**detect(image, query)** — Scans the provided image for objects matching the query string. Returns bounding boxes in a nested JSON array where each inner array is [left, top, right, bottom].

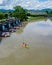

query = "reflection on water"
[[0, 19, 52, 65]]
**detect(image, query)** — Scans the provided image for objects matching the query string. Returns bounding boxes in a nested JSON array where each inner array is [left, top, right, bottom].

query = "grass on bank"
[[27, 16, 45, 21], [0, 19, 6, 22]]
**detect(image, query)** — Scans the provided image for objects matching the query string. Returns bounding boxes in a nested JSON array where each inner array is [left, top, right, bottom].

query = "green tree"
[[13, 6, 28, 21], [4, 13, 8, 19], [46, 10, 48, 14], [0, 12, 4, 19], [45, 10, 52, 16], [50, 11, 52, 14], [8, 11, 13, 17]]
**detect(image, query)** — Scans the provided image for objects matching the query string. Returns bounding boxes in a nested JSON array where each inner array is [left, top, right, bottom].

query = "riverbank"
[[27, 16, 45, 21], [0, 16, 45, 22]]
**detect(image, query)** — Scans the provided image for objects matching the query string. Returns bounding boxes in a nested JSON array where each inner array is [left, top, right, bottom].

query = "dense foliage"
[[13, 6, 28, 21], [0, 12, 4, 19], [0, 6, 52, 21]]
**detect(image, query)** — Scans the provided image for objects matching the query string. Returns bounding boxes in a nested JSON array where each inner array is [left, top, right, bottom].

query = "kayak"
[[25, 45, 29, 48], [21, 42, 29, 48]]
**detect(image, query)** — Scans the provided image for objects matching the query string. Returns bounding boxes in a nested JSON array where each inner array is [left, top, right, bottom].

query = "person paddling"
[[22, 42, 27, 47], [21, 42, 29, 48]]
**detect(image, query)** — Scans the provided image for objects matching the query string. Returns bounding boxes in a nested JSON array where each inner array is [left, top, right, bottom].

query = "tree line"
[[0, 6, 28, 21], [0, 6, 52, 21]]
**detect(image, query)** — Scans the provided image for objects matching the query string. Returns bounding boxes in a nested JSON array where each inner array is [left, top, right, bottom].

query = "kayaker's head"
[[23, 42, 24, 44]]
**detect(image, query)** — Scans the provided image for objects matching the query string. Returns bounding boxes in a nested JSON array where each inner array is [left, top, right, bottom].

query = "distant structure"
[[29, 11, 47, 15]]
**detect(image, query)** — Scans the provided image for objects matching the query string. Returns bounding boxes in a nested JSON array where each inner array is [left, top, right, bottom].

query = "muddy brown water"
[[0, 19, 52, 65]]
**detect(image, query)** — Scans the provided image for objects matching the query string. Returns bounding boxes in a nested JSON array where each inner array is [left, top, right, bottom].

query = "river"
[[0, 19, 52, 65]]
